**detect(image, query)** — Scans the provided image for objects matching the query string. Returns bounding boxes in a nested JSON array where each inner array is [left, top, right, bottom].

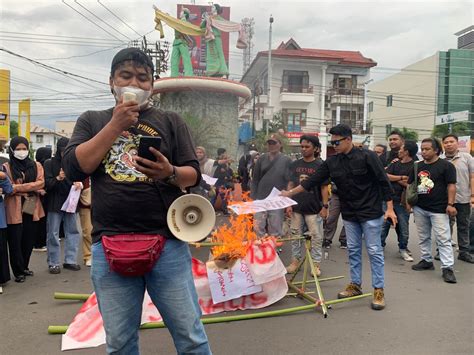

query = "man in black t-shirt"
[[63, 48, 211, 354], [285, 136, 329, 277], [380, 140, 418, 261], [408, 138, 457, 284]]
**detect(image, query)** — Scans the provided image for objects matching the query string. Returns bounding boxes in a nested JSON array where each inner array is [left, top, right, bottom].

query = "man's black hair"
[[421, 137, 443, 156], [300, 135, 320, 148], [329, 124, 352, 138], [110, 48, 154, 77], [375, 144, 387, 153], [403, 140, 419, 159], [217, 148, 226, 156], [389, 130, 404, 140], [442, 133, 459, 142]]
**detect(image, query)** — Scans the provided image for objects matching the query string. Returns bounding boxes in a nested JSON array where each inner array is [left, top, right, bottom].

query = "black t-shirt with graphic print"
[[386, 160, 415, 203], [408, 158, 456, 214], [62, 106, 200, 243], [290, 158, 327, 214]]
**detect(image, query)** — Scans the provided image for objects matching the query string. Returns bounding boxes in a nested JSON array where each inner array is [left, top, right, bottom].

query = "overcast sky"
[[0, 0, 472, 128]]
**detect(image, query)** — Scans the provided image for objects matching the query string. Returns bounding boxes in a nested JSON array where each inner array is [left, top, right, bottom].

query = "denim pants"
[[413, 207, 454, 269], [450, 203, 471, 253], [380, 203, 410, 250], [254, 209, 284, 237], [343, 216, 385, 289], [290, 212, 323, 262], [91, 238, 211, 355], [47, 212, 80, 266]]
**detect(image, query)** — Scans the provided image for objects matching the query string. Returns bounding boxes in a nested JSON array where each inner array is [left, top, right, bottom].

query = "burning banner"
[[61, 240, 287, 351]]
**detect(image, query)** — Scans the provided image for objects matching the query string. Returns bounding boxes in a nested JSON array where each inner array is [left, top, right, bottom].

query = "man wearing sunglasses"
[[281, 124, 397, 311]]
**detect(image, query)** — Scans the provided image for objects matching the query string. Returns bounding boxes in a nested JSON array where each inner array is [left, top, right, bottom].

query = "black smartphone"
[[138, 136, 162, 162]]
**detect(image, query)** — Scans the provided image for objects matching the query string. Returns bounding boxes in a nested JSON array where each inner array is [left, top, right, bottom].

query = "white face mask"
[[113, 85, 152, 109], [14, 150, 29, 160]]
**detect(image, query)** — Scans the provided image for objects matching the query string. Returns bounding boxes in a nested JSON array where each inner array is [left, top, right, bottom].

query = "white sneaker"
[[85, 259, 92, 267], [400, 250, 414, 262], [0, 285, 3, 294]]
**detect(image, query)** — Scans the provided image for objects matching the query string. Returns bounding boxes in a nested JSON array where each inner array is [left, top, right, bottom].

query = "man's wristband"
[[164, 165, 178, 186], [322, 204, 329, 208], [448, 203, 455, 207]]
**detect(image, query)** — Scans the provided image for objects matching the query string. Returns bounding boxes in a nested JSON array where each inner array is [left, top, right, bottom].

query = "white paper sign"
[[202, 174, 218, 186], [245, 239, 287, 285], [60, 186, 81, 213], [206, 259, 262, 304], [228, 187, 297, 215]]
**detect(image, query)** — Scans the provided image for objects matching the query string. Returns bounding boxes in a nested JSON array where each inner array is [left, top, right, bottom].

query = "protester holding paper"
[[3, 136, 45, 282], [251, 134, 292, 237], [44, 138, 82, 275]]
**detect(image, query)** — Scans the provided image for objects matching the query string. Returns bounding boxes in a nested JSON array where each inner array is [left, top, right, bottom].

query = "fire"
[[211, 190, 256, 260]]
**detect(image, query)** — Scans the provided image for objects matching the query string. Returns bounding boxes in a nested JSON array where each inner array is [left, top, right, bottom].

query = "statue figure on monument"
[[170, 7, 194, 77], [200, 4, 228, 77]]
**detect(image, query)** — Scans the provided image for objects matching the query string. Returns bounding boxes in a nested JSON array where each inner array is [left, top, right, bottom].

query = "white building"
[[30, 124, 66, 151], [239, 38, 376, 147], [368, 54, 438, 145], [55, 120, 77, 138]]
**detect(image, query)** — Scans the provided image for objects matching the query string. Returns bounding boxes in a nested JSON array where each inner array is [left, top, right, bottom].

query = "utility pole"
[[363, 79, 374, 132], [130, 36, 170, 79], [266, 14, 273, 136], [241, 18, 254, 76]]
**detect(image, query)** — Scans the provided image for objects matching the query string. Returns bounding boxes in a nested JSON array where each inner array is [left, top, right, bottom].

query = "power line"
[[74, 0, 133, 41], [61, 0, 124, 41], [97, 0, 143, 38]]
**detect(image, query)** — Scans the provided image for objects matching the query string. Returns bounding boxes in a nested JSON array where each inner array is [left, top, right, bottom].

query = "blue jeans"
[[254, 209, 284, 237], [380, 203, 410, 250], [290, 213, 323, 262], [413, 207, 454, 269], [46, 212, 80, 266], [91, 238, 211, 355], [343, 216, 385, 289]]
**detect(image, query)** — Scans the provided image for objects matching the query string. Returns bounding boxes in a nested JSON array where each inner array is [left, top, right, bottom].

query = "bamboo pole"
[[54, 292, 90, 301], [48, 304, 319, 334], [292, 275, 344, 285]]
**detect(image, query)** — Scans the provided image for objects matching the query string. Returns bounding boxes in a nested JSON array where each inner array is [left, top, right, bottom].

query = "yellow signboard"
[[18, 99, 31, 141], [0, 69, 10, 141]]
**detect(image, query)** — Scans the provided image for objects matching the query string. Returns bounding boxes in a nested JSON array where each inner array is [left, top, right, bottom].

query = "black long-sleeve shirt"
[[301, 147, 393, 222]]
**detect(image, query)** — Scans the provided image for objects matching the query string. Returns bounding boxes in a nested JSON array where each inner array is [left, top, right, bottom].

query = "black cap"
[[111, 48, 154, 76]]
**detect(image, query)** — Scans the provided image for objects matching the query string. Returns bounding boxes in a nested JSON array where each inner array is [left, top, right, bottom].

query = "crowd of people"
[[1, 47, 472, 354], [0, 136, 92, 290]]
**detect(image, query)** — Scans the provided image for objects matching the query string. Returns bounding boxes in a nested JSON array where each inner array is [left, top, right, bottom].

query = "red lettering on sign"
[[192, 258, 208, 278], [248, 242, 276, 265]]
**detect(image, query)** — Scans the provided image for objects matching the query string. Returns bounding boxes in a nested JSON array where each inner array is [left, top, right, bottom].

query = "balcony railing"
[[280, 85, 314, 94], [327, 87, 364, 96]]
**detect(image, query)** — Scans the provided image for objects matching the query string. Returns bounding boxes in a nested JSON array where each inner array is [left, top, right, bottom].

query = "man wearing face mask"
[[62, 48, 210, 354]]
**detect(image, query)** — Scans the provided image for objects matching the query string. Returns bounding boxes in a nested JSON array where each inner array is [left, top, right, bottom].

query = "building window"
[[282, 109, 307, 132], [36, 135, 43, 144], [386, 95, 393, 107], [368, 101, 374, 112], [332, 74, 358, 95], [281, 70, 310, 93]]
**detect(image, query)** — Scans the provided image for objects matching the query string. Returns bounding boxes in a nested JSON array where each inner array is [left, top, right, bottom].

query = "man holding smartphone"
[[63, 48, 211, 354]]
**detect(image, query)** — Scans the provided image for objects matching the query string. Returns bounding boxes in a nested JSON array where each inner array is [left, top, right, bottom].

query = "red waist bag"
[[102, 234, 167, 277]]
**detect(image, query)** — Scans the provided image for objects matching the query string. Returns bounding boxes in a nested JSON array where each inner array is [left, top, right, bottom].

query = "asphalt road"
[[0, 218, 473, 355]]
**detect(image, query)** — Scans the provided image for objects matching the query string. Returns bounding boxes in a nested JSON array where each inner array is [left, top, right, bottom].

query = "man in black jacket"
[[45, 138, 82, 274], [282, 124, 397, 311]]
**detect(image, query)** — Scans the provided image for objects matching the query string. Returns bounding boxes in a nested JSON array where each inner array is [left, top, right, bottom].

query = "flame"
[[211, 190, 256, 260]]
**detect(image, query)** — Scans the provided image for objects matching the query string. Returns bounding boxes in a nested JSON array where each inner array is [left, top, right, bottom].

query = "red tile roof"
[[256, 39, 377, 67]]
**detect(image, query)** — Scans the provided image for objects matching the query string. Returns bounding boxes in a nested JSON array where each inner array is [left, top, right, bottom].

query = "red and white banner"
[[61, 240, 288, 351]]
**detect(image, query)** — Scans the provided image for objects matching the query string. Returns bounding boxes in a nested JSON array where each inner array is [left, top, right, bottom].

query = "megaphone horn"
[[167, 194, 216, 242]]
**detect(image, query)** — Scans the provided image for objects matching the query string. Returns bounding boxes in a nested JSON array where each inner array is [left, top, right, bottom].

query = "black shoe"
[[49, 265, 61, 274], [23, 270, 34, 276], [63, 263, 81, 271], [412, 260, 435, 271], [442, 268, 457, 283], [322, 240, 331, 249], [458, 252, 474, 264], [14, 275, 26, 283], [339, 241, 347, 249]]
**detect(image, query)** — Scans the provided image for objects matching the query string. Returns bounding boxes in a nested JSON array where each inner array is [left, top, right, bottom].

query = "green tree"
[[389, 127, 419, 141], [432, 122, 470, 138], [10, 119, 18, 138]]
